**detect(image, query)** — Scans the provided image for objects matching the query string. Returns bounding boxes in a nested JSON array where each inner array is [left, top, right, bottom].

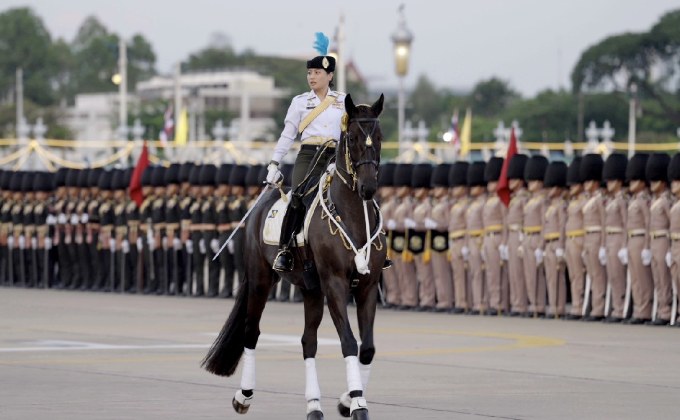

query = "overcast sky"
[[7, 0, 680, 96]]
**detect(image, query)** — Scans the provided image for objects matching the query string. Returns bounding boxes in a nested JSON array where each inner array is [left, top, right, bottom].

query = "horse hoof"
[[351, 408, 369, 420], [232, 396, 250, 414], [337, 401, 350, 418], [306, 410, 324, 420]]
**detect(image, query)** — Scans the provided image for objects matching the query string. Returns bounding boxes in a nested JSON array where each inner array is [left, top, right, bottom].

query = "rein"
[[335, 117, 380, 191]]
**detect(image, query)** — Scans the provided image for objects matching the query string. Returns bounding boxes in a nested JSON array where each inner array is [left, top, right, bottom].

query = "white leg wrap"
[[234, 389, 253, 407], [339, 391, 351, 408], [344, 356, 363, 393], [240, 347, 256, 390], [306, 399, 322, 414], [359, 363, 371, 394], [350, 396, 368, 414], [304, 358, 321, 401]]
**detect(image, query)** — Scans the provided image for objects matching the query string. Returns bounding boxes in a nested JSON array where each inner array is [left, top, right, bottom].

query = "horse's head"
[[340, 93, 384, 201]]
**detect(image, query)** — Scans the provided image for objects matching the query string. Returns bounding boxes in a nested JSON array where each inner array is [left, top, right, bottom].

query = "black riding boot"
[[273, 194, 304, 273]]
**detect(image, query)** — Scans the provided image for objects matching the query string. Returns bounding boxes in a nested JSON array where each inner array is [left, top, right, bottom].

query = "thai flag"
[[159, 104, 174, 145]]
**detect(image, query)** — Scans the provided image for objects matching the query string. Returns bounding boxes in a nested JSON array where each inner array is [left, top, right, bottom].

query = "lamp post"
[[391, 4, 413, 154], [112, 38, 128, 140]]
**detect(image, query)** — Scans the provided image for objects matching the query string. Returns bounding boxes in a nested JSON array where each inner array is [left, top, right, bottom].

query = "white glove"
[[404, 218, 417, 229], [31, 237, 37, 249], [424, 218, 438, 230], [534, 248, 544, 265], [266, 162, 282, 184], [81, 213, 89, 224], [518, 246, 524, 259], [227, 240, 235, 255], [519, 232, 525, 242], [386, 219, 397, 231], [57, 214, 67, 224], [136, 237, 143, 250], [461, 246, 470, 261], [186, 239, 194, 254], [109, 238, 116, 251], [149, 237, 156, 250], [122, 239, 130, 254], [199, 238, 207, 254], [70, 214, 80, 225], [173, 238, 182, 251], [7, 236, 14, 249], [617, 248, 628, 265], [581, 250, 587, 264], [641, 249, 652, 266], [666, 251, 672, 268], [210, 238, 220, 253], [46, 214, 57, 225], [555, 248, 565, 259], [598, 246, 607, 266], [18, 235, 26, 249], [499, 244, 509, 261], [45, 237, 52, 250], [162, 237, 169, 250]]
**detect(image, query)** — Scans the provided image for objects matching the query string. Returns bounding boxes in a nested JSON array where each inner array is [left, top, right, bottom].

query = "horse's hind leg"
[[300, 286, 325, 419]]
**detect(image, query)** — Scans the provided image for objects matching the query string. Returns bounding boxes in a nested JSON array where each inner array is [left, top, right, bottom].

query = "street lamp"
[[391, 4, 413, 152]]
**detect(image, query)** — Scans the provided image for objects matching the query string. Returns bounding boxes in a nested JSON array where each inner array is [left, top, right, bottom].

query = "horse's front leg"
[[301, 285, 325, 420], [324, 277, 369, 420]]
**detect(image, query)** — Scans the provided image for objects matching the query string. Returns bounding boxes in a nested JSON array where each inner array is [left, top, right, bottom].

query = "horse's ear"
[[371, 94, 384, 117], [345, 93, 356, 118]]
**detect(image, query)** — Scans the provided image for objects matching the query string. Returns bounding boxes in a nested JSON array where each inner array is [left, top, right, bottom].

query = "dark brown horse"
[[202, 94, 386, 420]]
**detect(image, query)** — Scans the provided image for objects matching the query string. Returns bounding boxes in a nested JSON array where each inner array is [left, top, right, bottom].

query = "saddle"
[[262, 190, 321, 247]]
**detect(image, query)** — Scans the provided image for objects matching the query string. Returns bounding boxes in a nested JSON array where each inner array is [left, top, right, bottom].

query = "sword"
[[671, 280, 678, 327], [212, 184, 271, 261], [582, 274, 592, 317], [604, 281, 612, 319], [623, 269, 632, 319]]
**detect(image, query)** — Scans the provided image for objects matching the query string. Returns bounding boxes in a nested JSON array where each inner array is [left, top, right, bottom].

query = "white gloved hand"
[[666, 251, 673, 268], [148, 237, 156, 251], [186, 239, 194, 254], [227, 240, 235, 255], [136, 237, 143, 250], [424, 218, 438, 230], [461, 246, 470, 261], [555, 248, 565, 259], [8, 236, 14, 249], [404, 218, 417, 229], [81, 213, 89, 224], [265, 162, 282, 185], [46, 214, 57, 225], [18, 235, 26, 249], [45, 237, 52, 250], [617, 248, 628, 265], [534, 248, 544, 265], [122, 239, 130, 254], [70, 214, 80, 225], [641, 249, 652, 266], [519, 232, 525, 242], [199, 238, 207, 254], [109, 238, 116, 251], [499, 244, 509, 261], [173, 238, 182, 251], [386, 219, 397, 231], [518, 246, 524, 259], [57, 213, 67, 224], [161, 237, 168, 250], [598, 246, 607, 266], [210, 238, 220, 253], [31, 237, 37, 249]]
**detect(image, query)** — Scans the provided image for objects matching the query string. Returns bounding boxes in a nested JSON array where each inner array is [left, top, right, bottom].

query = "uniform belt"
[[508, 224, 521, 232], [217, 223, 232, 232], [585, 226, 602, 233], [449, 230, 466, 240], [190, 224, 216, 231], [301, 136, 337, 147], [605, 227, 624, 234], [628, 229, 646, 238], [485, 225, 503, 233], [544, 232, 561, 241], [566, 229, 585, 239], [651, 230, 669, 239], [671, 232, 680, 241], [523, 226, 542, 234], [467, 229, 484, 237]]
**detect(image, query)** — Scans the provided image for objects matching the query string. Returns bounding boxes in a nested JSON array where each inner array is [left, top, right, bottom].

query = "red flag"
[[129, 141, 150, 206], [497, 127, 518, 207]]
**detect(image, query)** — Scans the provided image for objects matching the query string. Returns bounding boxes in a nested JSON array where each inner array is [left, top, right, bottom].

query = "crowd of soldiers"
[[0, 162, 305, 302], [379, 152, 680, 327]]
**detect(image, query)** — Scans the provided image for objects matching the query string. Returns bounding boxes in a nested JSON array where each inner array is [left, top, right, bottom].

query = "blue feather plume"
[[313, 32, 329, 56]]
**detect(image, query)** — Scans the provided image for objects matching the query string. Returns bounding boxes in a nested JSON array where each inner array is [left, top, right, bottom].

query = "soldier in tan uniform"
[[378, 163, 400, 308], [522, 155, 548, 317], [392, 164, 418, 310], [504, 155, 529, 316], [624, 154, 653, 324], [667, 153, 680, 326], [602, 154, 628, 322], [580, 154, 607, 321], [448, 162, 470, 313], [646, 153, 672, 325], [564, 158, 586, 320], [482, 157, 506, 315], [542, 162, 567, 318], [411, 164, 435, 311], [466, 162, 487, 315], [429, 163, 454, 311]]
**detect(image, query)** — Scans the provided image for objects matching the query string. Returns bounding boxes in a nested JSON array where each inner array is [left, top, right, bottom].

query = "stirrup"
[[273, 249, 293, 272], [382, 258, 393, 270]]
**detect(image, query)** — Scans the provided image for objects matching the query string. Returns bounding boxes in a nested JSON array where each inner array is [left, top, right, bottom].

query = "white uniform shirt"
[[271, 89, 345, 164]]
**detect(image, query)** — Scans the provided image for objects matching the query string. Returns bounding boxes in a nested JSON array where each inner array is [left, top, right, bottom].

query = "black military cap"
[[65, 169, 80, 188], [216, 163, 233, 185], [281, 163, 294, 188], [124, 168, 132, 186], [112, 169, 127, 190], [151, 166, 166, 187], [307, 55, 336, 72], [98, 170, 112, 191], [411, 163, 433, 189], [507, 154, 528, 180], [229, 165, 249, 188], [431, 163, 452, 188], [626, 154, 648, 182], [448, 161, 469, 187], [142, 166, 154, 187], [21, 171, 35, 192], [544, 161, 567, 188], [378, 162, 397, 187], [603, 153, 628, 182], [33, 171, 54, 192], [646, 153, 670, 183], [668, 153, 680, 181], [393, 164, 413, 187], [78, 168, 90, 188], [10, 171, 23, 192], [0, 170, 10, 190], [580, 154, 604, 182], [524, 155, 549, 182], [485, 157, 504, 183], [199, 164, 217, 186], [567, 157, 582, 186], [179, 162, 194, 184], [55, 167, 68, 188], [164, 163, 181, 185], [245, 164, 263, 187], [88, 168, 103, 188], [189, 165, 201, 186], [467, 161, 486, 187]]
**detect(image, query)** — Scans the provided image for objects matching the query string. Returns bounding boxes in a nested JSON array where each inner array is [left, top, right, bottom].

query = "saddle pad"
[[262, 191, 321, 247]]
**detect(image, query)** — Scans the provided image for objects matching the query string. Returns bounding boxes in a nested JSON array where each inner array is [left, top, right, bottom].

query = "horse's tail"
[[201, 278, 249, 377]]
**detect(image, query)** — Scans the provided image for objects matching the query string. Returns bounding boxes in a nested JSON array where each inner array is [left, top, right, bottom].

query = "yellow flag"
[[459, 108, 472, 158], [175, 107, 188, 146]]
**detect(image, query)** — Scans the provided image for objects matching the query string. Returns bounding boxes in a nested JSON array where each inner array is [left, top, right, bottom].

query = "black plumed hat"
[[485, 157, 504, 183], [189, 165, 201, 186], [151, 166, 166, 187], [431, 163, 452, 188], [216, 163, 233, 185], [164, 163, 181, 185], [112, 169, 127, 190], [467, 161, 486, 187], [411, 163, 433, 189], [245, 164, 263, 187], [10, 171, 23, 192], [626, 154, 648, 182], [98, 170, 113, 191], [378, 162, 397, 187], [448, 161, 469, 187], [508, 154, 528, 180], [141, 166, 153, 187], [524, 155, 549, 182], [65, 169, 80, 188], [544, 161, 568, 188], [567, 157, 582, 185], [179, 162, 194, 183], [21, 171, 35, 192], [88, 168, 103, 188], [646, 153, 670, 183], [229, 165, 248, 187], [668, 153, 680, 181], [77, 168, 90, 188], [603, 153, 628, 181], [33, 171, 54, 192], [393, 164, 413, 187], [199, 164, 217, 186], [579, 154, 604, 182], [307, 55, 336, 72], [55, 167, 68, 188]]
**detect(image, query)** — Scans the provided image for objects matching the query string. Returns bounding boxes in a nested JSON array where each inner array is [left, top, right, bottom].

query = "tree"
[[469, 77, 520, 117]]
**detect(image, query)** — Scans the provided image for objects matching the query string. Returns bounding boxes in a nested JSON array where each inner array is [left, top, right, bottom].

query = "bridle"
[[336, 116, 380, 191]]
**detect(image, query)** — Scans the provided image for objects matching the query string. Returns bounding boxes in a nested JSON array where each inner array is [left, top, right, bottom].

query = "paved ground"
[[1, 288, 679, 420]]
